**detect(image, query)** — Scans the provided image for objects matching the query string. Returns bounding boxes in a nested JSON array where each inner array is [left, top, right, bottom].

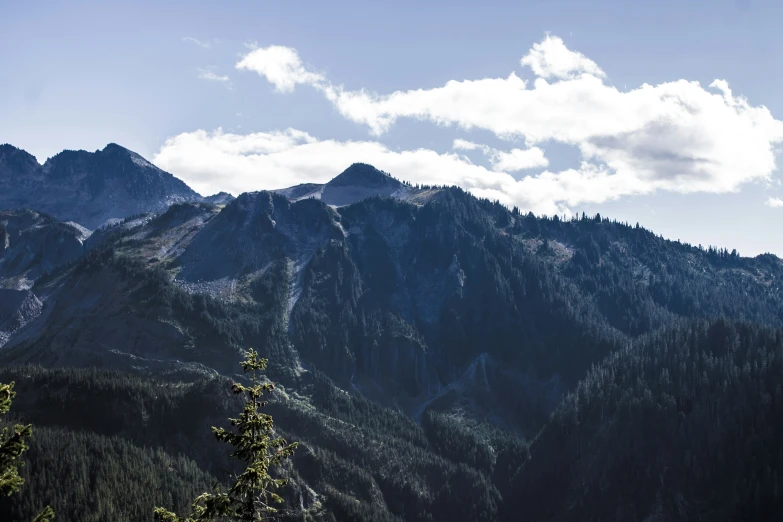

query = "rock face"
[[0, 209, 86, 288], [0, 143, 201, 229], [175, 191, 343, 283], [0, 289, 43, 347], [0, 145, 43, 211]]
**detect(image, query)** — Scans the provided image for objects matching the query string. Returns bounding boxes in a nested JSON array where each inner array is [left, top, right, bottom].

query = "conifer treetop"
[[154, 349, 298, 522]]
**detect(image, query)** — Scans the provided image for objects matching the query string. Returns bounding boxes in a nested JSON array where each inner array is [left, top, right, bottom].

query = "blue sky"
[[2, 0, 783, 255]]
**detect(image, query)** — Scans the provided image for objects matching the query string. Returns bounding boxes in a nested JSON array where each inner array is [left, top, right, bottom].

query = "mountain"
[[4, 182, 783, 421], [203, 191, 235, 205], [1, 150, 783, 521], [0, 143, 201, 229], [0, 289, 42, 348], [0, 208, 87, 288], [274, 163, 435, 207], [0, 209, 88, 347]]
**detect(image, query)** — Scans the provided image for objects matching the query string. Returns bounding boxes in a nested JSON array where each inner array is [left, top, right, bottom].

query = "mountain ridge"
[[2, 141, 783, 521], [0, 143, 201, 229]]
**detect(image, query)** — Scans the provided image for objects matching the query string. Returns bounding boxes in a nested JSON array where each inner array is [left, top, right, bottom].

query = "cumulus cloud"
[[453, 139, 549, 172], [766, 197, 783, 208], [236, 45, 325, 93], [493, 147, 550, 172], [520, 34, 605, 80], [234, 35, 783, 209]]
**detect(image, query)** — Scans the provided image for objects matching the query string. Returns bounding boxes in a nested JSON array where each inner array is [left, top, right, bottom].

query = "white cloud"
[[452, 139, 482, 151], [183, 37, 212, 49], [235, 45, 325, 93], [492, 147, 549, 172], [236, 36, 783, 208], [153, 128, 481, 199], [520, 34, 605, 80], [196, 68, 233, 89], [452, 139, 548, 172], [153, 128, 677, 216], [766, 197, 783, 208]]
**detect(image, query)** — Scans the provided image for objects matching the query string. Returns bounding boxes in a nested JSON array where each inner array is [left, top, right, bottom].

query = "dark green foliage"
[[506, 318, 783, 521], [20, 245, 296, 377], [0, 364, 524, 522], [0, 382, 26, 497], [422, 411, 494, 474], [0, 425, 213, 522], [155, 349, 298, 521], [0, 381, 53, 521], [0, 366, 240, 475]]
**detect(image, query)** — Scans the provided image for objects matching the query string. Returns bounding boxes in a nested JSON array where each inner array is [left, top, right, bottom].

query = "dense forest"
[[4, 317, 783, 521], [508, 318, 783, 521]]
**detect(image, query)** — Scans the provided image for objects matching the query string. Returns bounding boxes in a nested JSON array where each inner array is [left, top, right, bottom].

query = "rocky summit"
[[0, 143, 201, 229]]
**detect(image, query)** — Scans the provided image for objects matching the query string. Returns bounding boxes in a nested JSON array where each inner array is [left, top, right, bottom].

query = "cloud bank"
[[154, 128, 675, 216], [158, 35, 783, 214]]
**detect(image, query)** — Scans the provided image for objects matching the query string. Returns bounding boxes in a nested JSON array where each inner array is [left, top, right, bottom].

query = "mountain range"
[[0, 143, 209, 229], [1, 142, 782, 521]]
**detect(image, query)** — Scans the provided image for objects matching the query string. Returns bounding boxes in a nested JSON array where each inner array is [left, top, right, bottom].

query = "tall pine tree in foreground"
[[155, 349, 298, 521], [0, 381, 54, 522]]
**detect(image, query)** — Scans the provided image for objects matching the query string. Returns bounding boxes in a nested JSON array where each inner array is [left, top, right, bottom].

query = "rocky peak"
[[0, 144, 41, 181], [327, 163, 402, 189], [0, 209, 85, 288], [319, 164, 407, 207], [1, 143, 201, 229], [203, 192, 236, 205]]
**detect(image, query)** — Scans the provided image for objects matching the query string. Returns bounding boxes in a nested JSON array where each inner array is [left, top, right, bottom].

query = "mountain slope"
[[0, 208, 86, 288], [4, 181, 782, 436], [2, 155, 783, 521]]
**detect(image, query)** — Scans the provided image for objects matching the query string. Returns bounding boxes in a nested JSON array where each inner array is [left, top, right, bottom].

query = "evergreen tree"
[[154, 349, 298, 521], [0, 381, 54, 522]]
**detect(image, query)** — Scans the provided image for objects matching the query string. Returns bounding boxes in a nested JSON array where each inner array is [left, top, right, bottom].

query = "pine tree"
[[154, 349, 298, 521], [0, 381, 55, 522]]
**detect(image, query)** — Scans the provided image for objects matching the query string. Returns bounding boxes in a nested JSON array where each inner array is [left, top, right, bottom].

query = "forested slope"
[[1, 156, 783, 520]]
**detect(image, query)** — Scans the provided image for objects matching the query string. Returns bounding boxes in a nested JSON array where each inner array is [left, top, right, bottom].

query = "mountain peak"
[[100, 143, 138, 159], [204, 192, 235, 205], [0, 144, 40, 172], [1, 142, 201, 228], [102, 142, 127, 152], [0, 143, 24, 155], [327, 163, 402, 189], [99, 143, 156, 168]]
